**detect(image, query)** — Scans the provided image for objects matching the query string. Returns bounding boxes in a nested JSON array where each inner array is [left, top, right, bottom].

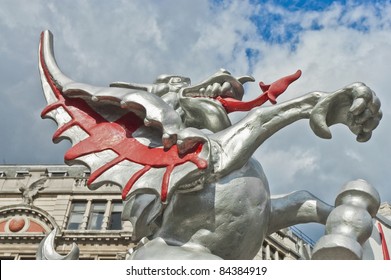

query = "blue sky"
[[1, 0, 391, 242]]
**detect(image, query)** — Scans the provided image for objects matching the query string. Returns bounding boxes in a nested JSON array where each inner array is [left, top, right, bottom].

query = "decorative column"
[[101, 200, 112, 230], [312, 179, 380, 259], [81, 200, 92, 230], [274, 250, 279, 260], [265, 244, 271, 260]]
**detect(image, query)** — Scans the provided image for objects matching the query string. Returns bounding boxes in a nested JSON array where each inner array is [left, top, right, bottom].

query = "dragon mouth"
[[179, 69, 302, 132], [178, 71, 254, 133], [182, 79, 242, 100], [181, 71, 254, 106], [181, 69, 302, 114]]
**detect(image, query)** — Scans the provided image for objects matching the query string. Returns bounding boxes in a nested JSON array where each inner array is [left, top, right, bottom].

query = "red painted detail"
[[122, 165, 152, 200], [0, 221, 7, 232], [162, 165, 175, 202], [39, 32, 207, 202], [217, 70, 302, 113], [26, 221, 46, 233], [377, 222, 390, 260], [9, 216, 25, 232]]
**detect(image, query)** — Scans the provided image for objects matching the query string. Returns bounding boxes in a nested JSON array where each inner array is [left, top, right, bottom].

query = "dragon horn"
[[39, 30, 74, 90], [237, 75, 255, 84]]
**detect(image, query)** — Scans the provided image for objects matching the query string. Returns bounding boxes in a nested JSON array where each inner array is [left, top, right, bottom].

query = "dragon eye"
[[169, 77, 182, 83]]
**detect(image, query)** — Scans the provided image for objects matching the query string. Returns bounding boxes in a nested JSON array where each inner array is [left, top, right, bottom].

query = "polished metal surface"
[[37, 30, 382, 259], [36, 227, 79, 260], [312, 180, 380, 259]]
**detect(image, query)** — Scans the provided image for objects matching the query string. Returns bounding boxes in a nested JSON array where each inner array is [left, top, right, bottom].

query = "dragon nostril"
[[219, 68, 231, 75]]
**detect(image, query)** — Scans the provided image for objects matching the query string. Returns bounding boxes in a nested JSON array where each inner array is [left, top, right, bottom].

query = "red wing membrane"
[[39, 31, 207, 203]]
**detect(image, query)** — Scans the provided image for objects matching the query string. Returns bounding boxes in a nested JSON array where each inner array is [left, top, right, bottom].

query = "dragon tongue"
[[216, 94, 269, 113], [217, 70, 302, 113]]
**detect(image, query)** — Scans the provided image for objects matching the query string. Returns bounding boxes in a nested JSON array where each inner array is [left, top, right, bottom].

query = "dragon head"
[[179, 69, 255, 132], [116, 69, 255, 133]]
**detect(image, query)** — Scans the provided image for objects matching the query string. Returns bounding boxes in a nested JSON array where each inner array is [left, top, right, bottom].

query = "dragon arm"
[[211, 84, 381, 176], [210, 92, 320, 176], [267, 191, 333, 235]]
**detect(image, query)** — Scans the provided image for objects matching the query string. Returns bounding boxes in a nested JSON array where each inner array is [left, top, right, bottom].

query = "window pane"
[[93, 203, 106, 212], [19, 255, 36, 260], [67, 202, 86, 230], [16, 172, 28, 178], [88, 202, 106, 230], [108, 212, 122, 230], [88, 213, 104, 230], [108, 202, 123, 230], [112, 203, 122, 212], [51, 172, 67, 177], [73, 204, 86, 212]]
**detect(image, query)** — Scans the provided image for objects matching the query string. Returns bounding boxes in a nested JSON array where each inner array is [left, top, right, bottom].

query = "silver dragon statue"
[[37, 30, 382, 260]]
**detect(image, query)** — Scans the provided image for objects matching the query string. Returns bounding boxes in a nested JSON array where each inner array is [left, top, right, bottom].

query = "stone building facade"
[[0, 164, 312, 260]]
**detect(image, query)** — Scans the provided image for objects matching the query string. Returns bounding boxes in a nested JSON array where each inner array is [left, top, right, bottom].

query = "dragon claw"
[[309, 83, 381, 142]]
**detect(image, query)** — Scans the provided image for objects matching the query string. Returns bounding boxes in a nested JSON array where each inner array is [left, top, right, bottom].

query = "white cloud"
[[345, 149, 363, 162], [259, 147, 320, 191]]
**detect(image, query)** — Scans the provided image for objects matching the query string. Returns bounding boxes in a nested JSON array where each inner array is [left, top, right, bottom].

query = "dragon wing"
[[38, 30, 209, 205]]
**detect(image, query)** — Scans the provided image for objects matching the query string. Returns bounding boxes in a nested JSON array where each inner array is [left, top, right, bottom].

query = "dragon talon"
[[310, 111, 332, 139]]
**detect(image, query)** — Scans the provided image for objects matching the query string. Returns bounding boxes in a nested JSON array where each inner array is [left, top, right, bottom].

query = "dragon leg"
[[267, 190, 334, 235]]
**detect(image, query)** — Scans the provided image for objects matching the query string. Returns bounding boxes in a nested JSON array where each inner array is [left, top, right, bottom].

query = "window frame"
[[107, 201, 123, 230], [15, 171, 29, 178], [66, 201, 87, 230], [87, 201, 107, 230], [49, 171, 68, 177], [66, 200, 123, 231]]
